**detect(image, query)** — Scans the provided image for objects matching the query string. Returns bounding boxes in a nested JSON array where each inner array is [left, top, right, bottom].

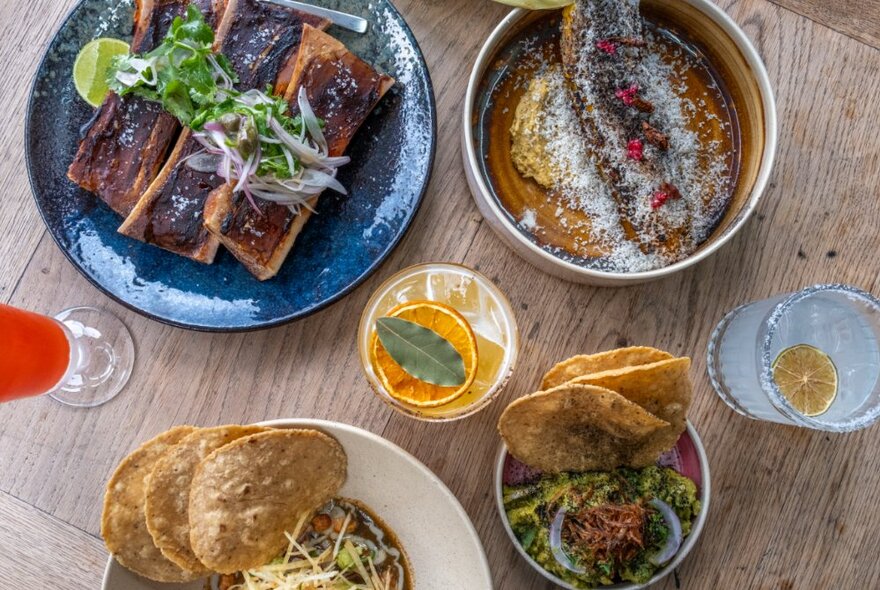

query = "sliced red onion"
[[549, 508, 585, 574], [269, 118, 323, 166], [237, 89, 275, 108], [281, 146, 297, 177], [207, 54, 234, 90], [202, 121, 226, 134], [298, 86, 328, 153], [191, 89, 349, 211], [649, 499, 683, 565]]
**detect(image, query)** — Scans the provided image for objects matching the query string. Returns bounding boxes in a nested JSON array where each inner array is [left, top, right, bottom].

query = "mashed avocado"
[[510, 66, 563, 189], [504, 467, 700, 588]]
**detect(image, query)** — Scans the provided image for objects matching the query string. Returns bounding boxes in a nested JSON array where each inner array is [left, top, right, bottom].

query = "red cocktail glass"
[[0, 305, 134, 407]]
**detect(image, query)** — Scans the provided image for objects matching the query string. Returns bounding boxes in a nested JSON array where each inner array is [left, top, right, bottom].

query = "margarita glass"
[[358, 263, 519, 421], [707, 285, 880, 432]]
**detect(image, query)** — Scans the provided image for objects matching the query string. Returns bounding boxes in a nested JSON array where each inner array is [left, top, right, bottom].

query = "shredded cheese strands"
[[228, 507, 399, 590], [332, 512, 352, 558]]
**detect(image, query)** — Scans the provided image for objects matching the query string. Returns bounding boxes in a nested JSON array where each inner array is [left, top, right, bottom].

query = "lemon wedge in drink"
[[772, 344, 838, 417], [492, 0, 573, 8], [73, 38, 130, 107]]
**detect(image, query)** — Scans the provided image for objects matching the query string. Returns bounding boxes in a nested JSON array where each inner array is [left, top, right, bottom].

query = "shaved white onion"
[[114, 56, 159, 87]]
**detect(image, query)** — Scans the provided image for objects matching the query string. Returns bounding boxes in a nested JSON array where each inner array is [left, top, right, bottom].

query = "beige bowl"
[[463, 0, 777, 286], [103, 419, 493, 590]]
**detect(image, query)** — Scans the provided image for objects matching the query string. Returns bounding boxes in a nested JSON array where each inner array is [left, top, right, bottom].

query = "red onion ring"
[[549, 508, 586, 574], [649, 498, 683, 565]]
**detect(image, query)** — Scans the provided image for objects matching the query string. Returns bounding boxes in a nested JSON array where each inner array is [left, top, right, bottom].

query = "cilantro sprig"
[[108, 6, 236, 125]]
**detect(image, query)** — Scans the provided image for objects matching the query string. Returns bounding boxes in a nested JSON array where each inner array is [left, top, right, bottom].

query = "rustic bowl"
[[494, 421, 711, 589], [463, 0, 777, 286]]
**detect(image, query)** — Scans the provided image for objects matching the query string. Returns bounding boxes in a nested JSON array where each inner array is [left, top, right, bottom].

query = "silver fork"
[[258, 0, 368, 34]]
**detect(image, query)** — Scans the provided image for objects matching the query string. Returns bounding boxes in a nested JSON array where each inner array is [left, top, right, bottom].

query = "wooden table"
[[1, 0, 879, 588]]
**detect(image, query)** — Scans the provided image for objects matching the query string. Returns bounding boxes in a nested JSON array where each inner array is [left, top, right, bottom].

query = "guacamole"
[[503, 466, 700, 588]]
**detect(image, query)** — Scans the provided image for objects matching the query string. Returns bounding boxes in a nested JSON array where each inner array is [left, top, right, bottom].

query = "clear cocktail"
[[358, 263, 518, 421], [707, 285, 880, 431]]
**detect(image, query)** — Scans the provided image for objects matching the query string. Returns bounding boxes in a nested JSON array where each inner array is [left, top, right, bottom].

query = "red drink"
[[0, 304, 71, 402]]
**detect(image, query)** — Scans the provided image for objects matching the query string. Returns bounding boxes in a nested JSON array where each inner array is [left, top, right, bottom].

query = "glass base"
[[48, 307, 134, 408], [707, 305, 760, 420]]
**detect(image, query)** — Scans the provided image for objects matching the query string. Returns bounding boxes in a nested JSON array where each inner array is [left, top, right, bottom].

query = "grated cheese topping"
[[224, 505, 404, 590], [505, 9, 735, 272]]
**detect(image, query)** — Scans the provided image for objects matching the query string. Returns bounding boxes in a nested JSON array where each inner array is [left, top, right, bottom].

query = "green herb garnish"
[[375, 317, 467, 387], [108, 5, 237, 125]]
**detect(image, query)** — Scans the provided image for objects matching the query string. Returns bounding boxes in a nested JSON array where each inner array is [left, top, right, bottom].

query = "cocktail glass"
[[0, 304, 134, 407], [707, 284, 880, 432], [358, 262, 518, 422]]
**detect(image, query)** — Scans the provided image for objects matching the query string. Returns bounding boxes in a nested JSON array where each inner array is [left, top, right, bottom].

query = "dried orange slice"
[[371, 301, 479, 408], [772, 344, 838, 417]]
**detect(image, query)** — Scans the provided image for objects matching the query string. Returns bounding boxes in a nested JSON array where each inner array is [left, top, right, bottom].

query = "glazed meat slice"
[[202, 25, 395, 280], [66, 0, 224, 217], [561, 0, 693, 261], [118, 0, 329, 263]]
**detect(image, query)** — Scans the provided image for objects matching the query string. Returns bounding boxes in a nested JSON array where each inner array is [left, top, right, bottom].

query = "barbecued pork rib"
[[118, 0, 329, 263], [202, 25, 395, 281], [561, 0, 692, 261], [66, 0, 224, 218]]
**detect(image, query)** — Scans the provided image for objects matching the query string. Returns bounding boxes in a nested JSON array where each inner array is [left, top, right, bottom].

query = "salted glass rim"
[[357, 261, 519, 421], [760, 284, 880, 432]]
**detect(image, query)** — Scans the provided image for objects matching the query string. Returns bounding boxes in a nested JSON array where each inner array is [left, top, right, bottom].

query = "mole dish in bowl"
[[464, 0, 776, 284], [494, 347, 710, 589]]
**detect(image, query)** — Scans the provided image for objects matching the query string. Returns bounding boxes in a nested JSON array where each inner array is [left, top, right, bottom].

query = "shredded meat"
[[563, 502, 648, 563]]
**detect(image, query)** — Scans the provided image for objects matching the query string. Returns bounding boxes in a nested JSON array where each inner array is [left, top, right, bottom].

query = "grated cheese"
[[506, 15, 735, 272]]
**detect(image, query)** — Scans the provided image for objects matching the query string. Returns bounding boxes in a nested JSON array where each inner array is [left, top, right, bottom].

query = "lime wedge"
[[73, 38, 130, 107], [772, 344, 838, 417], [492, 0, 573, 8]]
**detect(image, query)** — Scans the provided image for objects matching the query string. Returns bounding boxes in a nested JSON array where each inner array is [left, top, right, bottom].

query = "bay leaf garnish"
[[376, 317, 466, 387]]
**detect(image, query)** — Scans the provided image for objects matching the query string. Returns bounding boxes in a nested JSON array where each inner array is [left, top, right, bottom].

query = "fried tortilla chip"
[[145, 425, 270, 574], [541, 347, 674, 390], [189, 429, 347, 573], [567, 357, 693, 430], [498, 384, 671, 473], [566, 357, 693, 463], [101, 426, 202, 583]]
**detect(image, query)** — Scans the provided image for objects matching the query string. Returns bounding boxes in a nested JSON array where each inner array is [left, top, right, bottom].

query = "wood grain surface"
[[1, 0, 879, 588]]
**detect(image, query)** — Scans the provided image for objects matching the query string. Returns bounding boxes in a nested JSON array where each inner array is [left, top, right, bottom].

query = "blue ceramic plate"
[[26, 0, 435, 331]]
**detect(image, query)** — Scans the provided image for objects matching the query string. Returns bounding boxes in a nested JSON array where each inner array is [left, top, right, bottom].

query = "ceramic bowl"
[[463, 0, 777, 286], [494, 421, 711, 589], [103, 419, 493, 590]]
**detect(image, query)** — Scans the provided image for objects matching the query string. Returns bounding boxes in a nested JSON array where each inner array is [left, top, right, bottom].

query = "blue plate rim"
[[24, 0, 437, 333]]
